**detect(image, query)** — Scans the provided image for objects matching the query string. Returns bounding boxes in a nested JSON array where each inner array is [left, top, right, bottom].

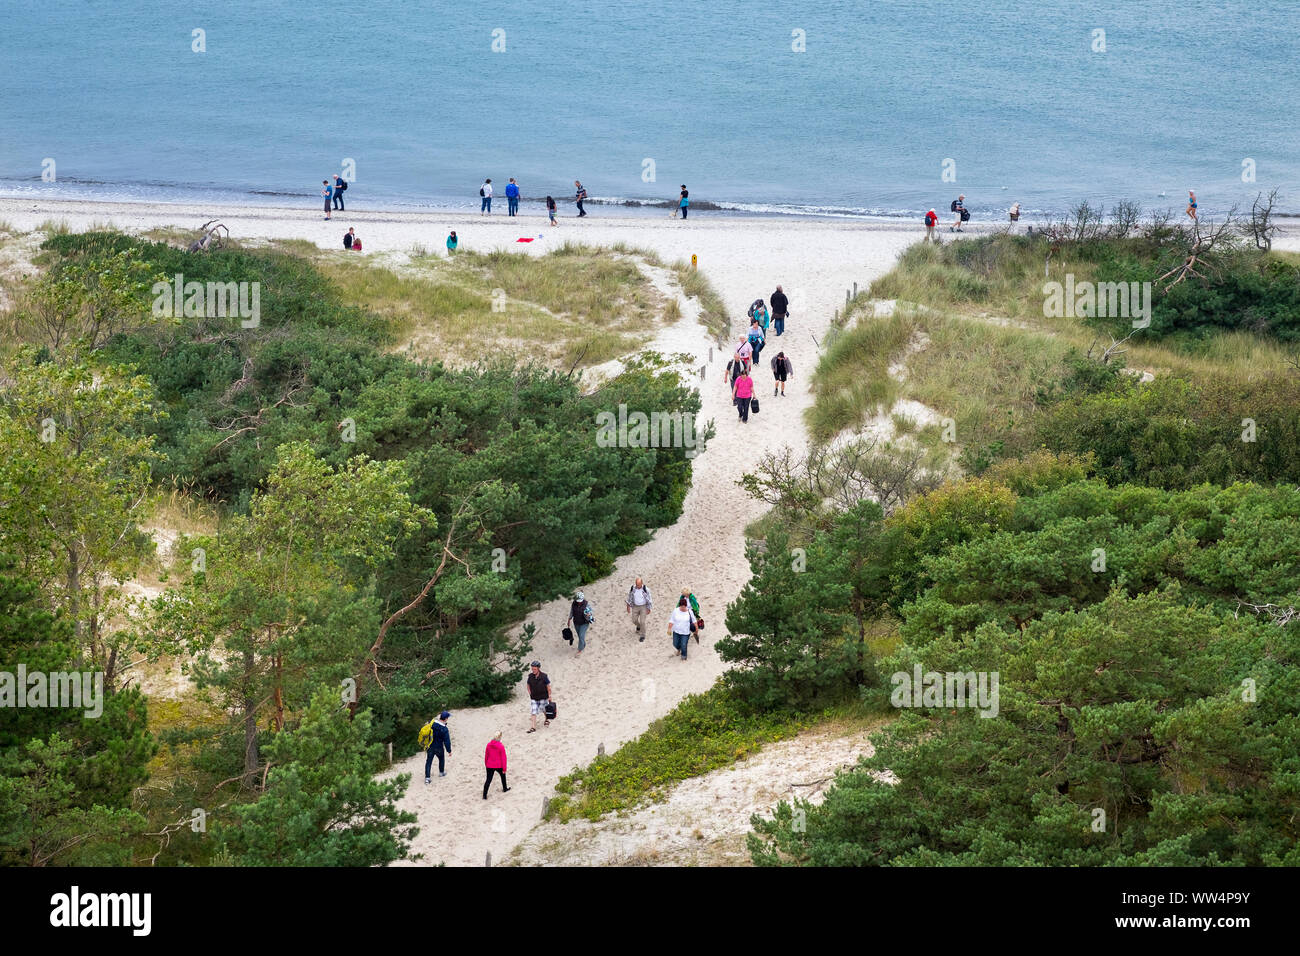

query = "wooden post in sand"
[[598, 742, 606, 756], [846, 289, 850, 305], [387, 742, 393, 764], [854, 281, 858, 297], [485, 851, 492, 867], [542, 797, 550, 820], [691, 254, 697, 270]]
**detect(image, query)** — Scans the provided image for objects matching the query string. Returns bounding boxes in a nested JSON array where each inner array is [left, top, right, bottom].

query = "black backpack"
[[480, 187, 485, 197], [338, 179, 347, 191], [961, 209, 971, 221]]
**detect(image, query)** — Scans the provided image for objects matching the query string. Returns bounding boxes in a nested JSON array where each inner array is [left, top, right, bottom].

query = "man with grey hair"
[[626, 577, 652, 642]]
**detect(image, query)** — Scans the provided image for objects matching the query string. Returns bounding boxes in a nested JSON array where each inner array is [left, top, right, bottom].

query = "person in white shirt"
[[626, 577, 653, 642], [480, 178, 493, 215], [667, 595, 698, 661]]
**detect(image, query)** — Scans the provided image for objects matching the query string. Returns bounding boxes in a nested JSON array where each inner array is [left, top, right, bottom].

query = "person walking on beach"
[[748, 318, 766, 368], [626, 577, 653, 642], [567, 590, 594, 656], [526, 661, 553, 733], [950, 195, 966, 232], [322, 180, 334, 220], [574, 180, 588, 217], [770, 285, 789, 336], [924, 208, 938, 242], [480, 178, 493, 215], [333, 174, 347, 211], [1008, 202, 1020, 226], [667, 594, 698, 660], [423, 710, 452, 783], [771, 351, 793, 397], [733, 366, 755, 423], [679, 185, 690, 219], [483, 732, 510, 799], [506, 178, 520, 216], [343, 227, 356, 250], [446, 230, 458, 253], [546, 196, 558, 225], [1186, 190, 1198, 221]]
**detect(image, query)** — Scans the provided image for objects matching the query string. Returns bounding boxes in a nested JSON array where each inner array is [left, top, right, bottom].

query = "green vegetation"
[[0, 228, 709, 865]]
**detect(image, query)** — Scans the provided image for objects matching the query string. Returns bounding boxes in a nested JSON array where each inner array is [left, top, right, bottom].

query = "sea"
[[2, 0, 1297, 221]]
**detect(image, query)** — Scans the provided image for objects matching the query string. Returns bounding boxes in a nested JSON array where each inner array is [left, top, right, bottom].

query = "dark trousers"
[[576, 199, 585, 216], [751, 341, 764, 366], [333, 191, 344, 210], [483, 767, 507, 797], [425, 746, 446, 778], [507, 197, 519, 215], [736, 396, 751, 422], [774, 314, 785, 336], [681, 205, 688, 218]]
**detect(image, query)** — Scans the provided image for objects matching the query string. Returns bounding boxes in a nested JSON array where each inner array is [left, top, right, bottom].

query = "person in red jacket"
[[924, 208, 938, 242], [483, 732, 510, 799]]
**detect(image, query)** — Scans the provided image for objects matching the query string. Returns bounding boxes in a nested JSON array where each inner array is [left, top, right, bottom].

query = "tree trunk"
[[243, 649, 259, 784]]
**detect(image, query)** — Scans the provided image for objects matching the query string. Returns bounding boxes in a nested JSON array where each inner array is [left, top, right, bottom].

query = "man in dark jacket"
[[770, 285, 789, 336], [425, 710, 452, 782], [770, 352, 794, 397], [527, 661, 553, 732], [333, 174, 346, 211]]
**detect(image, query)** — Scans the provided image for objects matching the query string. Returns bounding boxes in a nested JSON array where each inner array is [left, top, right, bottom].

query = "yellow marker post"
[[691, 254, 697, 270]]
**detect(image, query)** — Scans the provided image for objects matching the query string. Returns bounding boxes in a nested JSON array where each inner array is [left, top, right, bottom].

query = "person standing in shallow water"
[[1187, 190, 1198, 221]]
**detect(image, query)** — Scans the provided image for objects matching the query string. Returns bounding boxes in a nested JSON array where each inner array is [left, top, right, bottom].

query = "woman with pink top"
[[483, 732, 510, 799], [733, 367, 755, 423]]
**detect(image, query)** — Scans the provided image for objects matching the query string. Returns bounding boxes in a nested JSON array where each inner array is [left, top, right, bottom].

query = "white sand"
[[0, 197, 921, 865]]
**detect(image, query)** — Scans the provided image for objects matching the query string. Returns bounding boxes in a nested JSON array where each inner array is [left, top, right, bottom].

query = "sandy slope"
[[0, 196, 915, 866]]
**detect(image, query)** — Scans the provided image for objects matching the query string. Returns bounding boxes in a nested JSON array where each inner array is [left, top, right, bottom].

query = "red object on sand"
[[516, 237, 534, 243]]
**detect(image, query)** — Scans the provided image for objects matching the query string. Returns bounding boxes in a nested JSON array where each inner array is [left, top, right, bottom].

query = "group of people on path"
[[624, 579, 703, 659], [726, 285, 793, 422], [420, 712, 512, 800]]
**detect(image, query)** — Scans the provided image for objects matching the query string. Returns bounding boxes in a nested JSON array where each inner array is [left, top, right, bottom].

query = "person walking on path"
[[526, 661, 553, 733], [770, 351, 793, 397], [506, 178, 520, 216], [480, 178, 493, 215], [423, 710, 452, 783], [924, 208, 938, 242], [574, 180, 588, 217], [735, 336, 753, 374], [483, 733, 510, 799], [733, 367, 754, 423], [626, 577, 653, 642], [1186, 190, 1198, 221], [333, 174, 347, 211], [770, 285, 789, 336], [679, 185, 690, 219], [322, 180, 334, 220], [567, 590, 594, 656], [546, 196, 558, 225], [446, 231, 458, 253], [748, 318, 766, 368], [950, 195, 966, 232], [667, 594, 698, 660]]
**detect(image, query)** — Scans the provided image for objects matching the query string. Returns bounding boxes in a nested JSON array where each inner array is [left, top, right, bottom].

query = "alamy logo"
[[890, 665, 999, 718], [595, 403, 700, 458], [1043, 274, 1152, 328], [152, 273, 261, 328], [49, 886, 151, 936], [0, 665, 103, 718]]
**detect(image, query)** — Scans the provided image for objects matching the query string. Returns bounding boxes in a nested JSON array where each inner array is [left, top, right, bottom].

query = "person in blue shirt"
[[446, 230, 458, 253], [425, 711, 452, 782], [506, 178, 520, 216], [322, 179, 333, 220]]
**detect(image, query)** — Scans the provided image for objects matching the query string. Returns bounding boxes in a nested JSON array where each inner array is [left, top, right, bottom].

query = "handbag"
[[750, 398, 760, 414], [562, 626, 574, 644], [545, 701, 557, 720]]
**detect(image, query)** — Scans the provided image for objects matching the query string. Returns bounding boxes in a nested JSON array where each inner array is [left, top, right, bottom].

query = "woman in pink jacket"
[[733, 368, 754, 423], [484, 732, 510, 799]]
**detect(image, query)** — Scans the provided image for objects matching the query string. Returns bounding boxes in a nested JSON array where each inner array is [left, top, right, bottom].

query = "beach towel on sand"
[[516, 237, 535, 242]]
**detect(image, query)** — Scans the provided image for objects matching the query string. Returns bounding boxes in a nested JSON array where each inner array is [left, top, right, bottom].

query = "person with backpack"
[[924, 208, 938, 242], [567, 590, 594, 656], [667, 594, 698, 660], [333, 174, 347, 211], [770, 285, 789, 336], [480, 178, 493, 215], [546, 195, 558, 226], [770, 351, 793, 397], [526, 661, 553, 733], [574, 180, 588, 217], [422, 710, 452, 783], [733, 366, 754, 423], [950, 194, 966, 232], [506, 178, 520, 216], [748, 318, 766, 368], [483, 732, 510, 799], [626, 577, 653, 642]]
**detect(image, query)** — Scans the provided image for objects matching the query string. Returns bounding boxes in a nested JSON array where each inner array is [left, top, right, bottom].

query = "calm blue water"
[[2, 0, 1296, 220]]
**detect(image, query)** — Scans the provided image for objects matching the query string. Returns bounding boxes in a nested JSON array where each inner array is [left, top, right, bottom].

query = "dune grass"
[[673, 260, 731, 342], [806, 306, 915, 443]]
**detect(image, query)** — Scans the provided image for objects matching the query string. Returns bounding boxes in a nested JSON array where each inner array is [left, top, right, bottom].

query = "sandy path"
[[0, 197, 915, 866]]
